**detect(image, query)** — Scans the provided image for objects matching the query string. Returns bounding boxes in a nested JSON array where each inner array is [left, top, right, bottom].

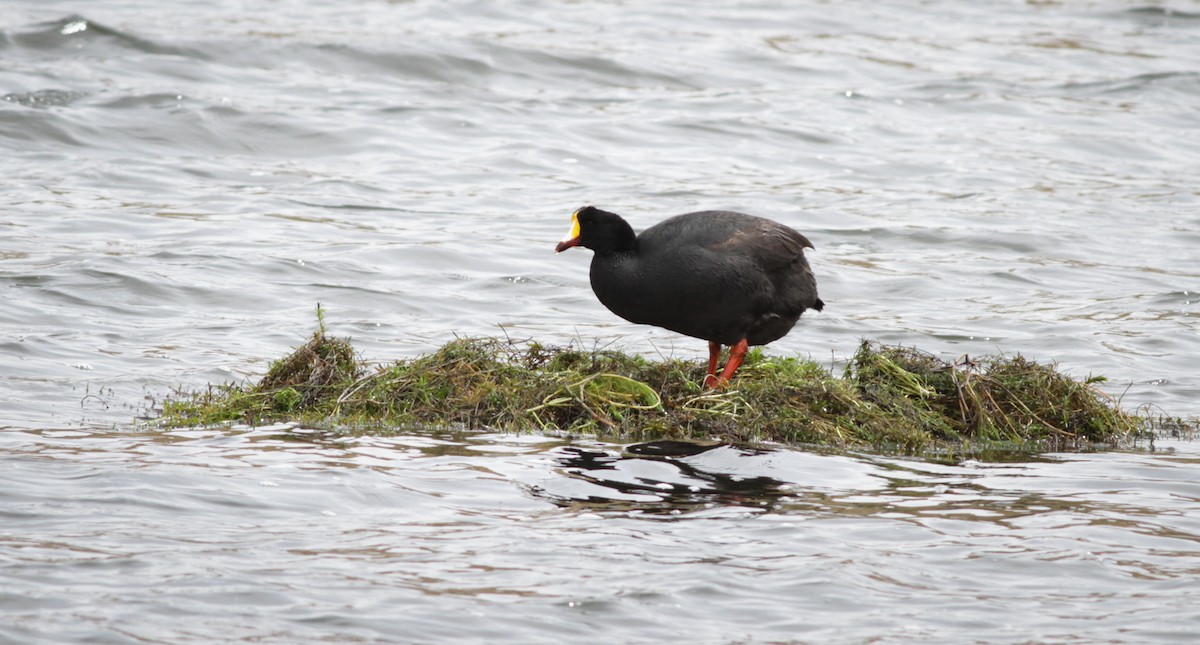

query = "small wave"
[[2, 89, 88, 109], [1119, 6, 1200, 23], [0, 15, 201, 58], [1058, 71, 1200, 96]]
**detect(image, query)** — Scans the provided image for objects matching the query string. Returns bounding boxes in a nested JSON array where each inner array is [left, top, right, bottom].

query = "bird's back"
[[640, 211, 814, 270]]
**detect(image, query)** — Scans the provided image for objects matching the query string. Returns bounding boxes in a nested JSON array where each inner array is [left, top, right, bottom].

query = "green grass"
[[156, 320, 1192, 456]]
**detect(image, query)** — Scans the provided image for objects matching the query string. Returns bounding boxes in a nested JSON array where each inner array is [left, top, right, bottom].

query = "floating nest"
[[157, 322, 1189, 456]]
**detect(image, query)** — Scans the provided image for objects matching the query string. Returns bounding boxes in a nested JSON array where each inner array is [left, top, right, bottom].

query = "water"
[[3, 427, 1198, 643], [2, 1, 1198, 642]]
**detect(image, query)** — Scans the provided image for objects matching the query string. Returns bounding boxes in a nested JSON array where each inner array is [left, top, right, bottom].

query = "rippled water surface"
[[2, 0, 1199, 642]]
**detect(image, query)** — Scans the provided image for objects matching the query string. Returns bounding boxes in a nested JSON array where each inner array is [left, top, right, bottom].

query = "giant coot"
[[555, 206, 824, 386]]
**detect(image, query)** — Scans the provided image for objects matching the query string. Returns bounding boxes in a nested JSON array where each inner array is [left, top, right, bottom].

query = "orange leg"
[[717, 339, 749, 385], [704, 341, 722, 387], [705, 338, 749, 388]]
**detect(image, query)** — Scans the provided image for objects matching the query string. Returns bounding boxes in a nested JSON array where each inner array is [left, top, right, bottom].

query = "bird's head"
[[555, 206, 636, 255]]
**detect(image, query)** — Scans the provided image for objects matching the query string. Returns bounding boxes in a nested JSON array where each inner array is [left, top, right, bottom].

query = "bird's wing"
[[708, 222, 814, 272]]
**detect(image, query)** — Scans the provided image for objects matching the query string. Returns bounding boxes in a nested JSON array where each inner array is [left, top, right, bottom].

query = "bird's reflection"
[[539, 441, 791, 516]]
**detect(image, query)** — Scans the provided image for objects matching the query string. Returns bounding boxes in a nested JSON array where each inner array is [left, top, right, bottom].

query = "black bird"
[[555, 206, 824, 386]]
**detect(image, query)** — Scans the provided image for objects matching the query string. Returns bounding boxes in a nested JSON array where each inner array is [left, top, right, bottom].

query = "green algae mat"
[[157, 318, 1193, 456]]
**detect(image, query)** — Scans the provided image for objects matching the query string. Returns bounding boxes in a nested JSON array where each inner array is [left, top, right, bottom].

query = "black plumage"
[[555, 206, 824, 385]]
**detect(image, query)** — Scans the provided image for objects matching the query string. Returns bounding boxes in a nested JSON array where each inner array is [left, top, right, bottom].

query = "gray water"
[[2, 1, 1199, 642]]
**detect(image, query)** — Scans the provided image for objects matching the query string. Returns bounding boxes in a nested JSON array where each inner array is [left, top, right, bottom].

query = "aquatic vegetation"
[[157, 321, 1183, 456]]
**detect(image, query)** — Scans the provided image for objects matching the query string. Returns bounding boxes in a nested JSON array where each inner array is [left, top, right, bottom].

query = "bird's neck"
[[595, 221, 638, 256]]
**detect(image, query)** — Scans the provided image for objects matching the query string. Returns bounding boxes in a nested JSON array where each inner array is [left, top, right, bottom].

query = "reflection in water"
[[542, 438, 1200, 546], [546, 442, 789, 515]]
